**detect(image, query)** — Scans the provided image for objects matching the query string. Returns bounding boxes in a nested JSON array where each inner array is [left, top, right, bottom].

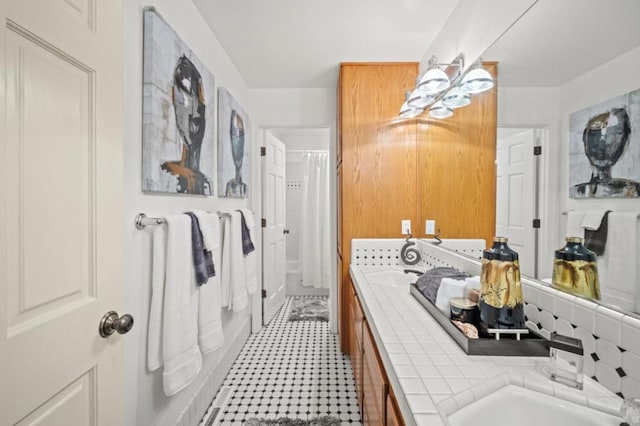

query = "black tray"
[[410, 283, 549, 356]]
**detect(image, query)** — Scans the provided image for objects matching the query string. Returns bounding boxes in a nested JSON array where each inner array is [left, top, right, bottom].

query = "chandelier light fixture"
[[398, 54, 494, 120]]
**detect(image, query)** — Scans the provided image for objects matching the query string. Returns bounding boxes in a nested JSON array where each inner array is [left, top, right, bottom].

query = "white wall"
[[122, 1, 259, 425]]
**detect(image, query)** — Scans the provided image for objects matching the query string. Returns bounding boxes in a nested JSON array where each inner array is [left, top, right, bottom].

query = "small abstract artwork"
[[218, 87, 250, 198], [142, 8, 214, 195], [569, 88, 640, 198]]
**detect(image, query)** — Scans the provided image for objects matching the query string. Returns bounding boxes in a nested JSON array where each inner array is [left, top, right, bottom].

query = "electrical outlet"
[[425, 220, 436, 235], [401, 219, 411, 235]]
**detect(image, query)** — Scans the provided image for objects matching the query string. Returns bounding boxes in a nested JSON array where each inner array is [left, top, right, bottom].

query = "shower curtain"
[[299, 152, 331, 288]]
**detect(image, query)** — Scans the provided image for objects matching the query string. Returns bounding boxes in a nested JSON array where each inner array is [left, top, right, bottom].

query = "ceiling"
[[194, 0, 640, 90]]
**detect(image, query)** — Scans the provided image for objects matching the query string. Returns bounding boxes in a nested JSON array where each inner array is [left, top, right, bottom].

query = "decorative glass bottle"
[[478, 237, 525, 335], [552, 237, 600, 300]]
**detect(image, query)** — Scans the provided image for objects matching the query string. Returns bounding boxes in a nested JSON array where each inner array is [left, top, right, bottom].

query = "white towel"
[[192, 211, 224, 353], [566, 210, 586, 239], [597, 212, 639, 311], [162, 215, 202, 395], [581, 209, 608, 230], [147, 223, 166, 372], [220, 215, 232, 308], [230, 211, 249, 311], [435, 277, 467, 316], [239, 208, 258, 294]]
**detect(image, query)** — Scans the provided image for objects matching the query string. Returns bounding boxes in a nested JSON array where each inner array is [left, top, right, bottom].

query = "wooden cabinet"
[[363, 322, 387, 426], [350, 280, 405, 426], [337, 62, 498, 354]]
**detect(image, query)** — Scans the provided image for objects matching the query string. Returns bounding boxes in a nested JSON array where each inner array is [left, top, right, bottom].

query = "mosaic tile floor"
[[202, 296, 362, 425]]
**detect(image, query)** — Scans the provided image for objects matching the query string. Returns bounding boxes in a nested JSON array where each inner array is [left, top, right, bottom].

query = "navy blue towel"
[[185, 212, 215, 286], [238, 210, 255, 255], [584, 210, 611, 256]]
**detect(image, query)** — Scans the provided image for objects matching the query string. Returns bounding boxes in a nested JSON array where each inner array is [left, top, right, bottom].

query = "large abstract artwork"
[[218, 87, 250, 198], [569, 89, 640, 198], [142, 8, 214, 195]]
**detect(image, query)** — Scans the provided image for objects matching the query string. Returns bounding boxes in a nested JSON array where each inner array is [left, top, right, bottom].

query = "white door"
[[262, 132, 287, 324], [0, 1, 124, 424], [496, 129, 536, 277]]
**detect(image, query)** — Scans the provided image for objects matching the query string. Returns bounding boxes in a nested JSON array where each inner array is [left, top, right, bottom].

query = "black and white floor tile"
[[202, 296, 361, 425]]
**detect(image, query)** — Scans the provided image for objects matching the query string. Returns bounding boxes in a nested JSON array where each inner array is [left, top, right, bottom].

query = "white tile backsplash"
[[596, 305, 624, 346], [622, 315, 640, 354]]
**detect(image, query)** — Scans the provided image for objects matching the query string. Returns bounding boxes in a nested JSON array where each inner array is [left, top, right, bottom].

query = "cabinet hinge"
[[262, 289, 267, 298], [533, 219, 541, 229], [533, 146, 542, 156], [261, 218, 267, 228], [261, 146, 266, 156]]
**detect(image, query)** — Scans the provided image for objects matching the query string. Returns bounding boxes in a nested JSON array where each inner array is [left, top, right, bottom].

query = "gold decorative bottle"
[[552, 237, 600, 300], [478, 237, 525, 335]]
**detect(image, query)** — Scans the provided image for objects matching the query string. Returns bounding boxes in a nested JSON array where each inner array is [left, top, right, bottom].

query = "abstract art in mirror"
[[217, 87, 250, 198], [142, 8, 214, 195], [569, 88, 640, 198]]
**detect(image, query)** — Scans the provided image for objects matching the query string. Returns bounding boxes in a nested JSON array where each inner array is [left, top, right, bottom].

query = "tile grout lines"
[[203, 296, 362, 425]]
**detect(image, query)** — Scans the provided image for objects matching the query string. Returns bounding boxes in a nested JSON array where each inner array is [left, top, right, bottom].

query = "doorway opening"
[[261, 127, 337, 329]]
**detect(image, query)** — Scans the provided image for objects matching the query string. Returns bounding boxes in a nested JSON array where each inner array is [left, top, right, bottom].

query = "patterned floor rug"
[[244, 416, 341, 425], [287, 297, 329, 322]]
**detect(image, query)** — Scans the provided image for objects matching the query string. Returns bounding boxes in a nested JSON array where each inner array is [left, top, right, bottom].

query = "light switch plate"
[[426, 220, 436, 235], [401, 219, 411, 235]]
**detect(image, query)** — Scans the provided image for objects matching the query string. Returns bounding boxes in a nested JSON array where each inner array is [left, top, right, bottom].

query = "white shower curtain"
[[299, 152, 331, 288]]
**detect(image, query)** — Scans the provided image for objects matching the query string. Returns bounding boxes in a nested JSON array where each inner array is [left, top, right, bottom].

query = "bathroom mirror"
[[417, 0, 640, 316]]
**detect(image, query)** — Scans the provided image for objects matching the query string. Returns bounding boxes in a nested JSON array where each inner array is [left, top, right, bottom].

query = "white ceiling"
[[193, 0, 459, 89], [193, 0, 640, 90]]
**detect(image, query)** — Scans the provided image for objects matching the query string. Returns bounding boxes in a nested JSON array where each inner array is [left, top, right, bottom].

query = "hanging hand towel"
[[583, 210, 611, 255], [239, 208, 258, 295], [581, 209, 609, 230], [220, 215, 232, 308], [192, 211, 224, 353], [147, 223, 166, 372], [566, 210, 586, 238], [185, 212, 215, 285], [597, 212, 639, 311], [230, 211, 249, 311], [162, 215, 202, 395]]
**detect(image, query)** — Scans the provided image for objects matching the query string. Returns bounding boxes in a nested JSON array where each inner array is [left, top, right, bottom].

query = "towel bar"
[[135, 211, 231, 230], [562, 210, 639, 217]]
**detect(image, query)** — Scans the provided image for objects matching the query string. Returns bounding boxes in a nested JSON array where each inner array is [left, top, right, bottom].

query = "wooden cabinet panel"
[[416, 63, 498, 247], [363, 323, 386, 426], [386, 391, 404, 426], [338, 62, 419, 352], [350, 287, 363, 411]]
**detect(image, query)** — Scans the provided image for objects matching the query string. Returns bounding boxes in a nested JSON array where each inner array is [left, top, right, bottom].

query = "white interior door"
[[262, 132, 287, 324], [0, 1, 124, 424], [496, 129, 536, 277]]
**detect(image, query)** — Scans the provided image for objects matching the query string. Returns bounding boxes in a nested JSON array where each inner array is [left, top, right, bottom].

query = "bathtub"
[[286, 259, 329, 296]]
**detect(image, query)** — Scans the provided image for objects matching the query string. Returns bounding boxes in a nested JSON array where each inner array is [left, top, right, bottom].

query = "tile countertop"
[[349, 265, 623, 426]]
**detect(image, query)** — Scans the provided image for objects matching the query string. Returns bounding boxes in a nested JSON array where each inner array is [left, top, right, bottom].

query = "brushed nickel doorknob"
[[99, 311, 134, 338]]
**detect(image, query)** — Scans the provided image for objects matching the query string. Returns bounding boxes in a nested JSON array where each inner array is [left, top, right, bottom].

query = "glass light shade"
[[442, 87, 471, 108], [417, 68, 450, 94], [428, 101, 453, 119], [460, 67, 494, 94], [407, 89, 436, 109], [399, 101, 423, 119]]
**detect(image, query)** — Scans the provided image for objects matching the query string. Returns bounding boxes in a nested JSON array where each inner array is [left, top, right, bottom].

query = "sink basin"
[[362, 270, 417, 288], [448, 385, 622, 426]]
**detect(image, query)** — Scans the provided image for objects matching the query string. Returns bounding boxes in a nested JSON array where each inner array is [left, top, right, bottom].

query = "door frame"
[[254, 123, 338, 334]]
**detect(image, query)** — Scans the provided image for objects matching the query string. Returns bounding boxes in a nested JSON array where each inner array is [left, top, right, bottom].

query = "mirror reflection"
[[449, 0, 640, 315]]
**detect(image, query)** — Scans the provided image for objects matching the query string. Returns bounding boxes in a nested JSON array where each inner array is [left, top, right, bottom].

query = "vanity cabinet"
[[350, 280, 405, 426], [337, 62, 498, 354]]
